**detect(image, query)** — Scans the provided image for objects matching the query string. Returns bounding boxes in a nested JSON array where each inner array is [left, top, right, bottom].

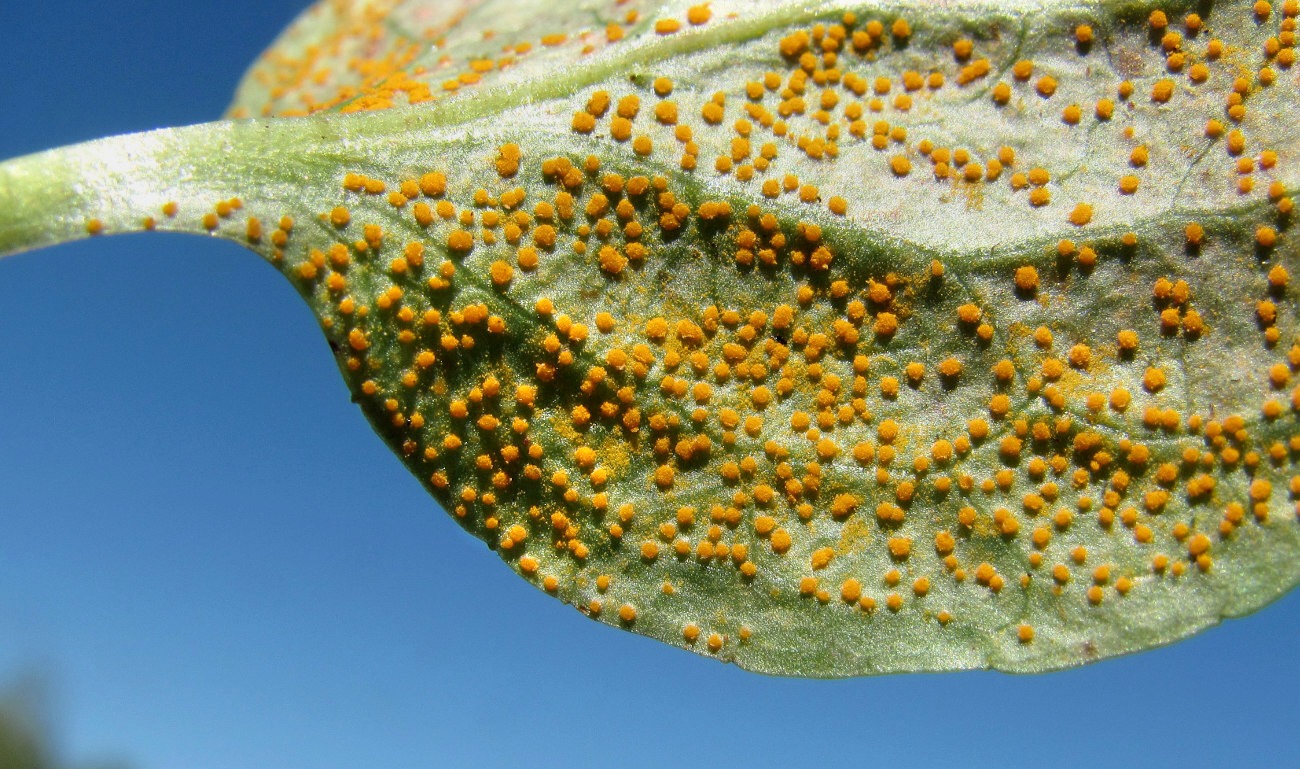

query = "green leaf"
[[2, 0, 1298, 677]]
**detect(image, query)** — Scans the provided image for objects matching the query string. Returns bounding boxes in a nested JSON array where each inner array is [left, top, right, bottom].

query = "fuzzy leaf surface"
[[1, 0, 1298, 676]]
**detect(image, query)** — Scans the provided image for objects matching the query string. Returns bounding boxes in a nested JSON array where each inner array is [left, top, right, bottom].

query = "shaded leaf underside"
[[1, 0, 1298, 676]]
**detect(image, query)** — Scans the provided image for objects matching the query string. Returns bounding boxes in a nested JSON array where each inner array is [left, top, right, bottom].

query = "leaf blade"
[[2, 0, 1298, 677]]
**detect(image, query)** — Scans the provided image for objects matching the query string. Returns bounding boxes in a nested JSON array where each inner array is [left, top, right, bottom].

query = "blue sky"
[[2, 2, 1299, 768]]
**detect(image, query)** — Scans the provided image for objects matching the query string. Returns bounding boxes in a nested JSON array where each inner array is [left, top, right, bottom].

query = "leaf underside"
[[1, 0, 1298, 677]]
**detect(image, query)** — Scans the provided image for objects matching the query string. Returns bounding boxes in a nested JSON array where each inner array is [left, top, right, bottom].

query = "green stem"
[[0, 127, 195, 257], [0, 118, 359, 260]]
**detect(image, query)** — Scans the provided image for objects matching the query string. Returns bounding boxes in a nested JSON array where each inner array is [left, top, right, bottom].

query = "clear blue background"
[[1, 2, 1298, 768]]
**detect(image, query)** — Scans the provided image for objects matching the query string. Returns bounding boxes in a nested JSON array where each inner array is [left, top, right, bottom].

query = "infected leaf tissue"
[[0, 0, 1297, 677]]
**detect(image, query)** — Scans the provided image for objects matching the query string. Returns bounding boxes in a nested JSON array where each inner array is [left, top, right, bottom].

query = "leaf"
[[1, 0, 1298, 678]]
